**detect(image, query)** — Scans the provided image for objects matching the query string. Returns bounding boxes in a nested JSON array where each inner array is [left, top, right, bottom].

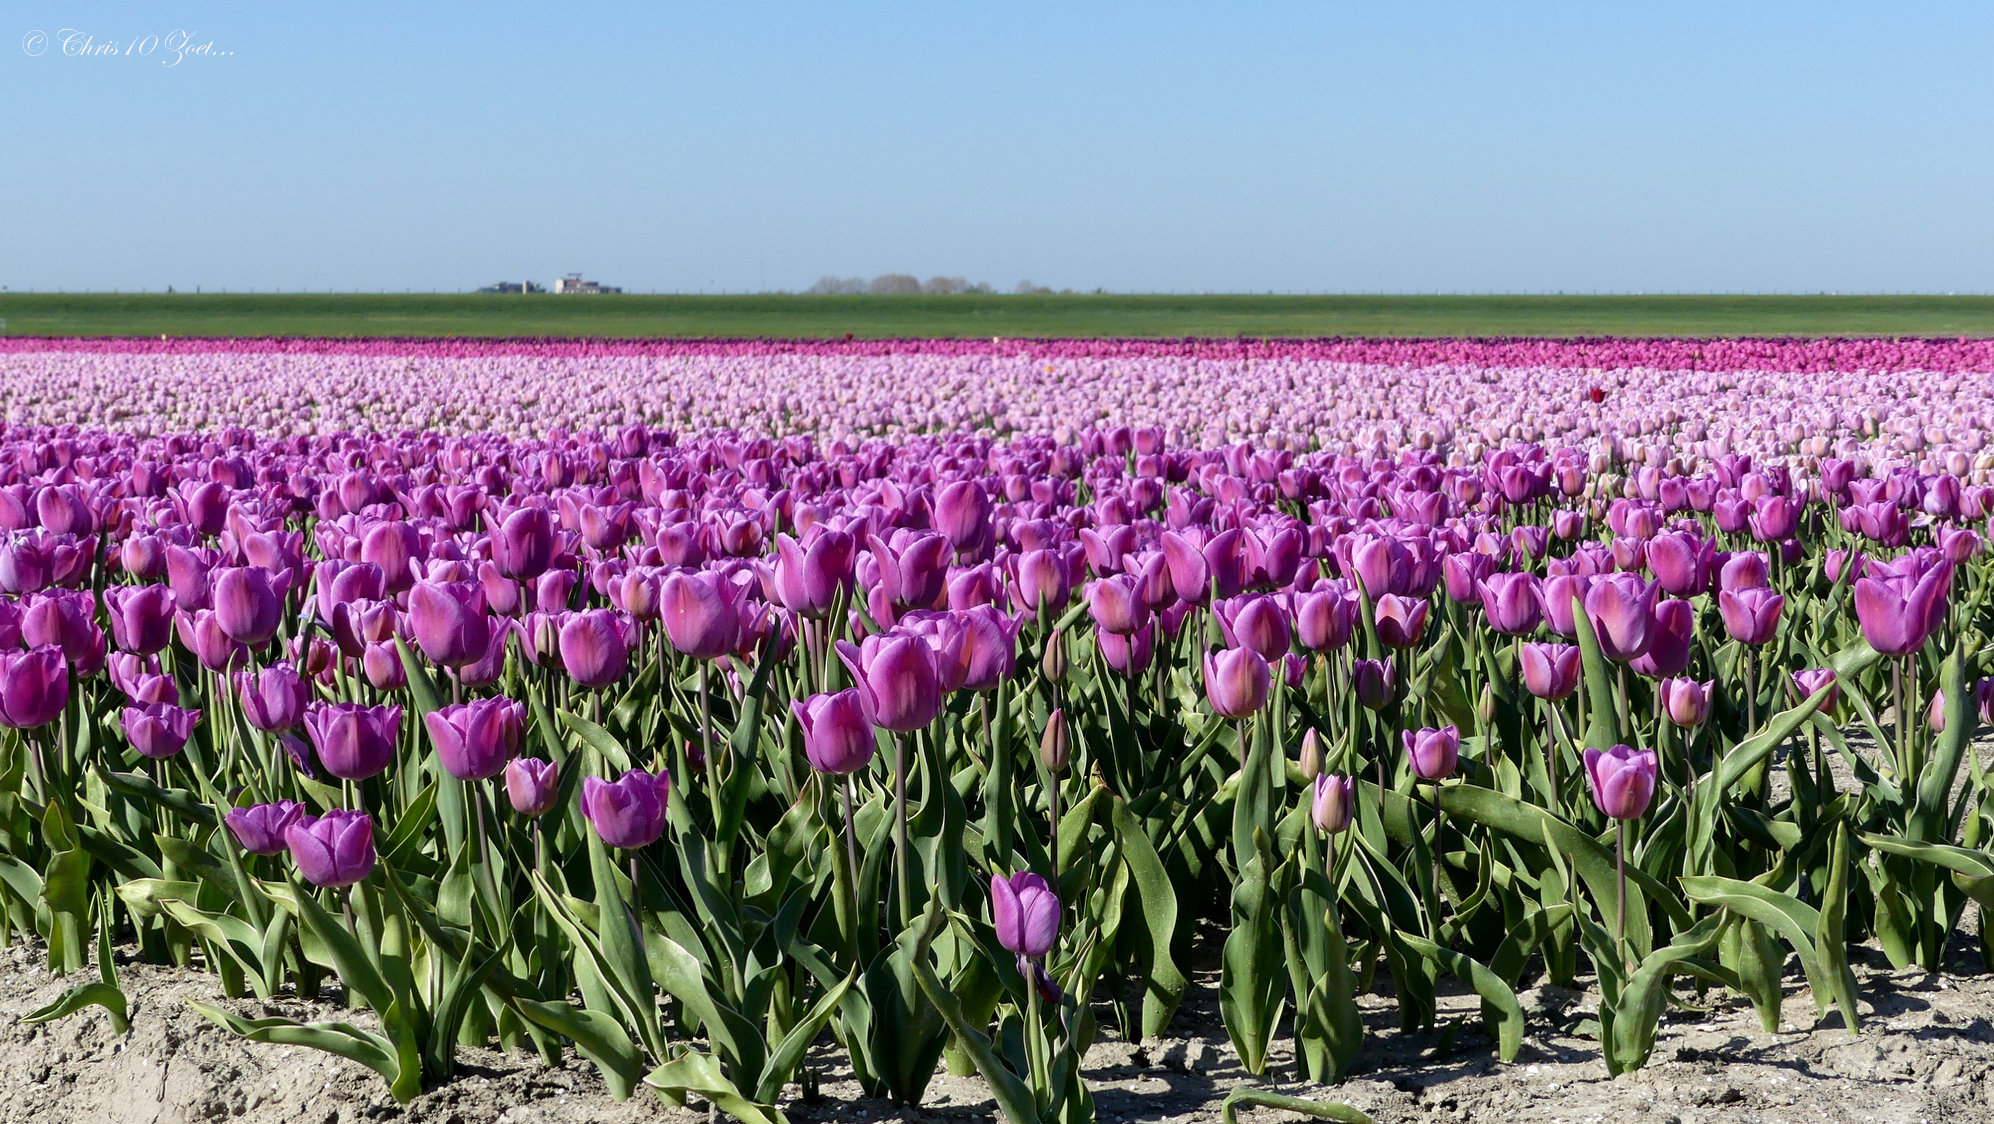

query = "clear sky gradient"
[[5, 2, 1991, 294]]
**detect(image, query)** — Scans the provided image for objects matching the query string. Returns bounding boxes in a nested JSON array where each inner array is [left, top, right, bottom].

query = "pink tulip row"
[[3, 340, 1994, 478]]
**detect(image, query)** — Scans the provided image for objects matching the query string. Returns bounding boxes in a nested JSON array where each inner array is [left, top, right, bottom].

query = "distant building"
[[478, 280, 546, 293], [552, 273, 622, 295]]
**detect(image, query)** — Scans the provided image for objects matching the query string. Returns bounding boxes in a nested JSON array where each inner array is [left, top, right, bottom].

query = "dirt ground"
[[1, 925, 1991, 1124]]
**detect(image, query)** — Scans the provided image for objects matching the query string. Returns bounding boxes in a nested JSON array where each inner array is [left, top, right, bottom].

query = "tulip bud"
[[505, 757, 560, 816], [1298, 727, 1323, 781], [1311, 773, 1355, 834], [1040, 708, 1071, 773], [1352, 658, 1395, 710]]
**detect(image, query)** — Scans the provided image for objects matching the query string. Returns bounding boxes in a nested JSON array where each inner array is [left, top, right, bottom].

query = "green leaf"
[[288, 881, 398, 1017], [1430, 782, 1655, 959], [559, 709, 634, 772], [752, 969, 856, 1105], [21, 981, 127, 1034], [1607, 912, 1727, 1073], [187, 1002, 409, 1100], [1397, 934, 1525, 1061], [97, 767, 218, 826], [1816, 822, 1861, 1032], [1569, 596, 1620, 751], [1220, 1088, 1376, 1124], [1680, 875, 1837, 1022], [514, 997, 644, 1101], [644, 1052, 785, 1124], [1111, 797, 1188, 1039]]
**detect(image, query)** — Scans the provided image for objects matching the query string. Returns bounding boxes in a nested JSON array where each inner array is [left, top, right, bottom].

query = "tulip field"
[[3, 335, 1994, 1122]]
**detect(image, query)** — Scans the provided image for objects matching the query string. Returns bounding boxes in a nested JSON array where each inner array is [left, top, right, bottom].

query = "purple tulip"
[[1583, 745, 1658, 820], [505, 757, 560, 816], [1717, 587, 1783, 647], [1203, 646, 1272, 719], [1854, 562, 1952, 657], [1629, 599, 1695, 679], [581, 768, 672, 850], [1086, 575, 1152, 636], [0, 647, 70, 728], [303, 702, 402, 781], [1442, 551, 1496, 603], [768, 530, 855, 618], [491, 506, 557, 580], [1537, 573, 1592, 639], [1293, 588, 1354, 652], [932, 480, 991, 550], [1645, 531, 1713, 596], [1479, 572, 1543, 636], [869, 532, 950, 613], [1660, 678, 1713, 727], [360, 641, 406, 690], [1583, 574, 1657, 662], [956, 605, 1022, 691], [1373, 594, 1429, 650], [991, 870, 1060, 966], [408, 580, 493, 668], [1312, 774, 1355, 834], [121, 702, 201, 759], [1012, 548, 1073, 613], [236, 663, 311, 731], [661, 570, 744, 660], [109, 652, 179, 705], [104, 584, 176, 655], [1404, 725, 1461, 781], [1519, 642, 1582, 700], [1352, 658, 1396, 709], [211, 566, 286, 646], [423, 697, 526, 781], [559, 609, 633, 689], [1790, 668, 1839, 715], [312, 559, 386, 623], [286, 809, 378, 888], [1214, 594, 1291, 659], [226, 800, 304, 855], [836, 632, 945, 732], [791, 689, 877, 775]]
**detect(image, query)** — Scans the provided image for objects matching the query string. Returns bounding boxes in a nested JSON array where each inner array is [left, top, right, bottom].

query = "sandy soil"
[[1, 927, 1991, 1124]]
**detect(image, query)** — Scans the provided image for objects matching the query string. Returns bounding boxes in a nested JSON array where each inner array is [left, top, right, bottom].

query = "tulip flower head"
[[505, 757, 561, 816], [121, 702, 201, 759], [791, 689, 878, 775], [581, 768, 673, 850], [287, 809, 377, 888], [424, 696, 526, 781], [226, 800, 305, 855], [1583, 745, 1658, 820], [1312, 773, 1355, 835], [1403, 725, 1461, 781], [1203, 646, 1272, 720], [991, 870, 1060, 975]]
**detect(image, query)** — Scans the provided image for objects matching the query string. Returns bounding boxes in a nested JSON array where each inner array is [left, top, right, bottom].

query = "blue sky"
[[4, 2, 1991, 293]]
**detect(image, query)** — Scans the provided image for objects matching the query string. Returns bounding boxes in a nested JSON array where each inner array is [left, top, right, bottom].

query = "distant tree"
[[807, 276, 869, 294], [870, 274, 922, 295], [1014, 280, 1052, 295], [921, 276, 971, 294]]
